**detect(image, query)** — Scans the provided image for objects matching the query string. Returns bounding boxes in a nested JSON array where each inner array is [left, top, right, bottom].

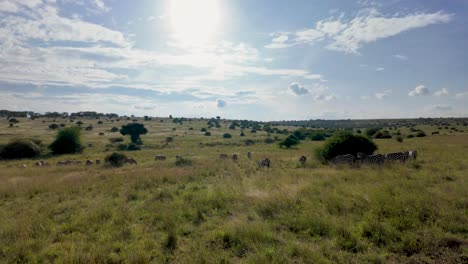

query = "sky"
[[1, 0, 467, 120]]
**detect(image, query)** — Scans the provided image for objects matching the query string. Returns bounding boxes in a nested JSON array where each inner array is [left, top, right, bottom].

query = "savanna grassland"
[[0, 116, 467, 263]]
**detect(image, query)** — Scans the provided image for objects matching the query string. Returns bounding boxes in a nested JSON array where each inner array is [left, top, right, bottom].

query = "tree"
[[0, 139, 41, 159], [279, 134, 300, 148], [49, 127, 83, 154], [223, 133, 232, 138], [315, 131, 377, 162], [120, 123, 148, 145]]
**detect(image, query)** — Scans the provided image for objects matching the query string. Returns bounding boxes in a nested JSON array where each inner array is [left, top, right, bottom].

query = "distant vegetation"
[[316, 131, 377, 161], [49, 127, 83, 154], [0, 139, 40, 159], [120, 123, 148, 145]]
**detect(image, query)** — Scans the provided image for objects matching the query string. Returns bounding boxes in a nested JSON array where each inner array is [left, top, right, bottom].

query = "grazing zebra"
[[19, 164, 27, 169], [384, 152, 406, 163], [155, 155, 167, 161], [85, 160, 93, 166], [405, 150, 418, 161], [219, 154, 228, 160], [247, 152, 252, 160], [357, 152, 385, 165], [125, 158, 137, 165], [258, 158, 270, 168], [232, 154, 238, 162], [299, 155, 307, 165], [35, 161, 43, 167], [329, 154, 355, 165]]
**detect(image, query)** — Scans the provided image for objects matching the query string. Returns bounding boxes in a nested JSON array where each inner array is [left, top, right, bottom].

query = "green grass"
[[0, 117, 467, 263]]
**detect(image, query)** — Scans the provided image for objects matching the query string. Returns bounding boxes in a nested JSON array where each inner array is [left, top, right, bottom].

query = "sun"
[[168, 0, 221, 45]]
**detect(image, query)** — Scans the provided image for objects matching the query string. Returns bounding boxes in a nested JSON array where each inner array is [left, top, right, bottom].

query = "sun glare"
[[169, 0, 221, 45]]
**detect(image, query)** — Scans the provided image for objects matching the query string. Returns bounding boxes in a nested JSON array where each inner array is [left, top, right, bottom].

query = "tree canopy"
[[120, 123, 148, 145]]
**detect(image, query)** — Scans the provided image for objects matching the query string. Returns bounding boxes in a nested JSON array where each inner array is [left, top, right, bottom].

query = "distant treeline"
[[268, 118, 468, 129], [0, 110, 119, 119]]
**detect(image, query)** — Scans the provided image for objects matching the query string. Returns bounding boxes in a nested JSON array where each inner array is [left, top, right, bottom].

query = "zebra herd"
[[330, 150, 418, 166]]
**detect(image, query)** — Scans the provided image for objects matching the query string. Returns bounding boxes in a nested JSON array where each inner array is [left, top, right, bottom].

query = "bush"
[[49, 127, 83, 154], [9, 118, 19, 123], [201, 128, 207, 132], [60, 123, 66, 127], [175, 157, 192, 167], [279, 134, 300, 148], [110, 127, 119, 132], [0, 139, 41, 159], [244, 139, 255, 146], [204, 132, 211, 136], [49, 123, 59, 129], [293, 130, 306, 140], [365, 127, 381, 137], [415, 130, 426, 137], [373, 130, 392, 139], [264, 137, 275, 144], [240, 132, 245, 137], [310, 133, 326, 141], [395, 135, 404, 143], [315, 131, 377, 161], [105, 152, 127, 167], [223, 133, 232, 139], [117, 143, 140, 151]]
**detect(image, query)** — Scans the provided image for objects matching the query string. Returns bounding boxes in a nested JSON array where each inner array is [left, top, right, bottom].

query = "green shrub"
[[415, 130, 426, 137], [110, 127, 119, 132], [175, 157, 192, 167], [293, 130, 306, 140], [395, 135, 404, 143], [201, 128, 207, 132], [240, 132, 245, 137], [204, 132, 211, 136], [105, 152, 127, 167], [373, 130, 392, 139], [126, 143, 140, 151], [279, 134, 300, 148], [315, 131, 377, 161], [264, 137, 275, 144], [310, 133, 326, 141], [365, 127, 381, 137], [223, 133, 232, 138], [49, 123, 59, 129], [49, 127, 83, 154], [0, 139, 41, 159]]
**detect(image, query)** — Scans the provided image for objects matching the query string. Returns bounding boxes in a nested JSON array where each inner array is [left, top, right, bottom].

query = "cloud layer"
[[266, 9, 453, 54]]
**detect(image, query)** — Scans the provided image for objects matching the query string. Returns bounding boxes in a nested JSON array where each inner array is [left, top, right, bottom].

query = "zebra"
[[329, 154, 355, 165], [155, 155, 167, 161], [232, 154, 238, 162], [219, 154, 228, 160], [258, 158, 270, 168], [86, 160, 94, 166], [35, 161, 44, 167], [247, 152, 252, 160], [357, 152, 385, 165], [405, 150, 418, 161], [384, 152, 406, 163], [299, 155, 307, 165]]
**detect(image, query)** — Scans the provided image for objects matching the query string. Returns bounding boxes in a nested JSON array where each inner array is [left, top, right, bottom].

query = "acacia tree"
[[120, 123, 148, 145]]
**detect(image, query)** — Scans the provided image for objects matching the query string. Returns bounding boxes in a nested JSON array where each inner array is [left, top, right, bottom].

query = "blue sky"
[[1, 0, 467, 120]]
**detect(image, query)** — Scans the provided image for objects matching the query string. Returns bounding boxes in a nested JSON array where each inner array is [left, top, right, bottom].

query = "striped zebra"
[[405, 150, 418, 161], [258, 158, 270, 168], [357, 152, 385, 165], [329, 154, 355, 165], [384, 152, 406, 163]]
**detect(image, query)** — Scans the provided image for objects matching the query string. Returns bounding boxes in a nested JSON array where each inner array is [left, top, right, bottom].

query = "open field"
[[0, 117, 467, 263]]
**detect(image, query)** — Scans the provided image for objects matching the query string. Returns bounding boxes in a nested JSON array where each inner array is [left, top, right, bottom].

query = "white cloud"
[[434, 88, 448, 96], [216, 99, 227, 108], [289, 82, 309, 95], [266, 9, 453, 54], [393, 54, 408, 60], [432, 104, 453, 111], [376, 67, 384, 71], [455, 91, 468, 98], [409, 85, 430, 96], [375, 89, 391, 99]]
